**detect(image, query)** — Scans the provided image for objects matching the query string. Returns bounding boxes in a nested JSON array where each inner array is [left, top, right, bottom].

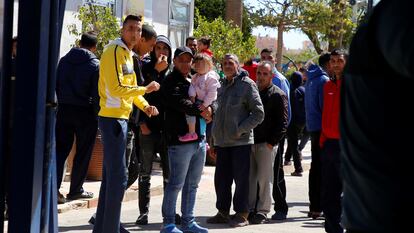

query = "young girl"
[[179, 53, 220, 142]]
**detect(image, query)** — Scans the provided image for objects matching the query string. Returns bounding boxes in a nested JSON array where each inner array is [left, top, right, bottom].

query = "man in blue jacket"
[[304, 52, 330, 219], [55, 32, 99, 204]]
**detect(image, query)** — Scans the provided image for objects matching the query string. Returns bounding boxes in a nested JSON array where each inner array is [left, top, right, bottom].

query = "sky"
[[252, 26, 309, 50]]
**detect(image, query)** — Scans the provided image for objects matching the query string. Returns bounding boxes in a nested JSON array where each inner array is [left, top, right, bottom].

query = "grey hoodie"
[[212, 69, 264, 147]]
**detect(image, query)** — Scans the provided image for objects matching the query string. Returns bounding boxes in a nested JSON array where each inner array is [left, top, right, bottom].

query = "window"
[[169, 0, 191, 49]]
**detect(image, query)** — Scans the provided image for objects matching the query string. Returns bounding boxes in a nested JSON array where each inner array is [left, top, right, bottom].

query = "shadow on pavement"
[[58, 224, 93, 232]]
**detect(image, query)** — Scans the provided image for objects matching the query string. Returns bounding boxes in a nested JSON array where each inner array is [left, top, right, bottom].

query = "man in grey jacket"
[[207, 54, 264, 228]]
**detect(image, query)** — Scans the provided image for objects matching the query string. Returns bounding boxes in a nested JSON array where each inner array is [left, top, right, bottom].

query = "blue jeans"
[[93, 117, 128, 233], [161, 140, 206, 225]]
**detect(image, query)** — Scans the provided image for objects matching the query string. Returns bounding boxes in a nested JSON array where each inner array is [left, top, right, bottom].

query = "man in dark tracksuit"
[[55, 32, 99, 204]]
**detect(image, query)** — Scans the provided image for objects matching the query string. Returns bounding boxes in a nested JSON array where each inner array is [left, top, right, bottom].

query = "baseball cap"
[[174, 46, 194, 59]]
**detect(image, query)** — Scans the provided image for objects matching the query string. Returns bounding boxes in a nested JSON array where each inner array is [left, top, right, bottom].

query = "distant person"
[[248, 61, 288, 224], [185, 36, 198, 55], [260, 48, 291, 220], [55, 32, 99, 204], [285, 71, 306, 177], [92, 15, 160, 233], [160, 46, 212, 233], [340, 1, 413, 232], [135, 35, 173, 226], [243, 58, 258, 82], [197, 36, 213, 58], [180, 53, 220, 142], [207, 54, 264, 228], [304, 52, 330, 219], [320, 49, 347, 233]]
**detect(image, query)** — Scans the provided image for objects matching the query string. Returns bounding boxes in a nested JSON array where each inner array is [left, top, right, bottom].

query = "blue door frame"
[[0, 0, 66, 232]]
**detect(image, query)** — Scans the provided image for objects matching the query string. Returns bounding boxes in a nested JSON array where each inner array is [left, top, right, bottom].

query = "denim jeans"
[[93, 117, 128, 233], [161, 140, 206, 225]]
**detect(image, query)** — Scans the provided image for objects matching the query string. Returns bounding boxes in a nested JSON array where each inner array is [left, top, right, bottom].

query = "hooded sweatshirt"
[[98, 38, 149, 119], [56, 47, 99, 109], [138, 35, 173, 132], [290, 71, 306, 125], [304, 64, 329, 132]]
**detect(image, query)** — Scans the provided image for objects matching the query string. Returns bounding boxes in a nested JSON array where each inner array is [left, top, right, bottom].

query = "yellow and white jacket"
[[98, 38, 148, 119]]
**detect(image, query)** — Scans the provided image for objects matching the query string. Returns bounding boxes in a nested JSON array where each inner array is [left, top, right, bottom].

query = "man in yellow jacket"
[[93, 15, 160, 233]]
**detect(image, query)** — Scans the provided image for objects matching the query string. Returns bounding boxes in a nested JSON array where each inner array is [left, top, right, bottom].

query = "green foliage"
[[195, 0, 253, 42], [193, 12, 257, 64], [250, 0, 358, 53], [67, 3, 120, 58]]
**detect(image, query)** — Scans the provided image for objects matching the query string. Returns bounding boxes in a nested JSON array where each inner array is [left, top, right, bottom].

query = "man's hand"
[[140, 123, 152, 135], [201, 106, 213, 123], [145, 81, 160, 93], [143, 105, 159, 117], [267, 144, 274, 150], [154, 55, 169, 73]]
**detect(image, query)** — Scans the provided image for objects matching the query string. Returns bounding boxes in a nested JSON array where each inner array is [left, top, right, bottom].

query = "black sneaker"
[[58, 192, 66, 204], [135, 213, 148, 225], [175, 214, 181, 225], [66, 191, 94, 200], [207, 212, 229, 224], [229, 213, 249, 227], [250, 213, 267, 224]]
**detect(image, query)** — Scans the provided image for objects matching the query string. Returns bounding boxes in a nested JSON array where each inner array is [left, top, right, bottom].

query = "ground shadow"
[[58, 224, 93, 232]]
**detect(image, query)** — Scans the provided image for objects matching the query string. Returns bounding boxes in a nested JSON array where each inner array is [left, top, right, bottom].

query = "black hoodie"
[[56, 47, 99, 110], [138, 36, 173, 132]]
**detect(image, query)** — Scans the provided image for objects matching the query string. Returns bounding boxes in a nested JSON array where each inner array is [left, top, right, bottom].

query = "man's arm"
[[266, 93, 288, 146], [100, 46, 147, 98], [238, 83, 265, 135]]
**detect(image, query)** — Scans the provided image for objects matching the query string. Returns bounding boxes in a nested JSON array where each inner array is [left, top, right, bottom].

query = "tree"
[[68, 3, 120, 58], [193, 12, 257, 65], [225, 0, 243, 28], [250, 0, 358, 56], [195, 0, 253, 42], [249, 0, 298, 71]]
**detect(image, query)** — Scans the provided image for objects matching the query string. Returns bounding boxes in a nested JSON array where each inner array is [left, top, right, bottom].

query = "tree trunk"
[[225, 0, 243, 29], [303, 30, 323, 54], [276, 21, 284, 72]]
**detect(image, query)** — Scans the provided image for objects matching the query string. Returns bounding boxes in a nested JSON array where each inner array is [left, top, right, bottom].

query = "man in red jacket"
[[320, 48, 347, 233]]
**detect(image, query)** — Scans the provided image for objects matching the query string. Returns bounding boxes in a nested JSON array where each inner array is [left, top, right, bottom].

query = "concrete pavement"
[[58, 142, 326, 233]]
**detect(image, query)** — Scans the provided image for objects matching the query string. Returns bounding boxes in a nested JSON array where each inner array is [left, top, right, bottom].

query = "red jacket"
[[320, 79, 341, 147], [243, 63, 258, 82], [200, 49, 214, 58]]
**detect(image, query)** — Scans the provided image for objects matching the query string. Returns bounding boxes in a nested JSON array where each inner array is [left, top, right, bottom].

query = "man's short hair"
[[186, 36, 196, 45], [223, 53, 240, 64], [141, 24, 157, 41], [80, 32, 98, 48], [318, 52, 331, 68], [258, 61, 275, 74], [123, 15, 143, 26], [330, 48, 348, 59], [260, 48, 273, 55]]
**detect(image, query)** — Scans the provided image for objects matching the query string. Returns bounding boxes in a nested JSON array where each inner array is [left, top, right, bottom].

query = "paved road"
[[58, 163, 325, 233]]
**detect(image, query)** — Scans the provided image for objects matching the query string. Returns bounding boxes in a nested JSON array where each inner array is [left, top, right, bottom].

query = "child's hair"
[[198, 36, 212, 48], [194, 53, 214, 70]]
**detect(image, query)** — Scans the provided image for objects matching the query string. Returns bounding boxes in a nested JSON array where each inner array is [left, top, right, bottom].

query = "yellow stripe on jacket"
[[98, 40, 148, 119]]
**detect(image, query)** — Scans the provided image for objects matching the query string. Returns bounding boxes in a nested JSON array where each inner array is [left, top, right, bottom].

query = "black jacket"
[[341, 1, 413, 232], [56, 47, 99, 110], [254, 84, 288, 146], [161, 68, 203, 146], [290, 71, 306, 125]]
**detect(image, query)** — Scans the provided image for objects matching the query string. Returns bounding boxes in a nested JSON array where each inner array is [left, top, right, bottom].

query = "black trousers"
[[56, 104, 97, 195], [272, 137, 288, 214], [137, 130, 169, 214], [309, 131, 322, 213], [285, 123, 305, 172], [215, 145, 251, 213], [321, 139, 343, 233]]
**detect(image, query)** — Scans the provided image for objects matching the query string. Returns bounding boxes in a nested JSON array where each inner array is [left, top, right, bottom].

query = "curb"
[[58, 185, 164, 214]]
